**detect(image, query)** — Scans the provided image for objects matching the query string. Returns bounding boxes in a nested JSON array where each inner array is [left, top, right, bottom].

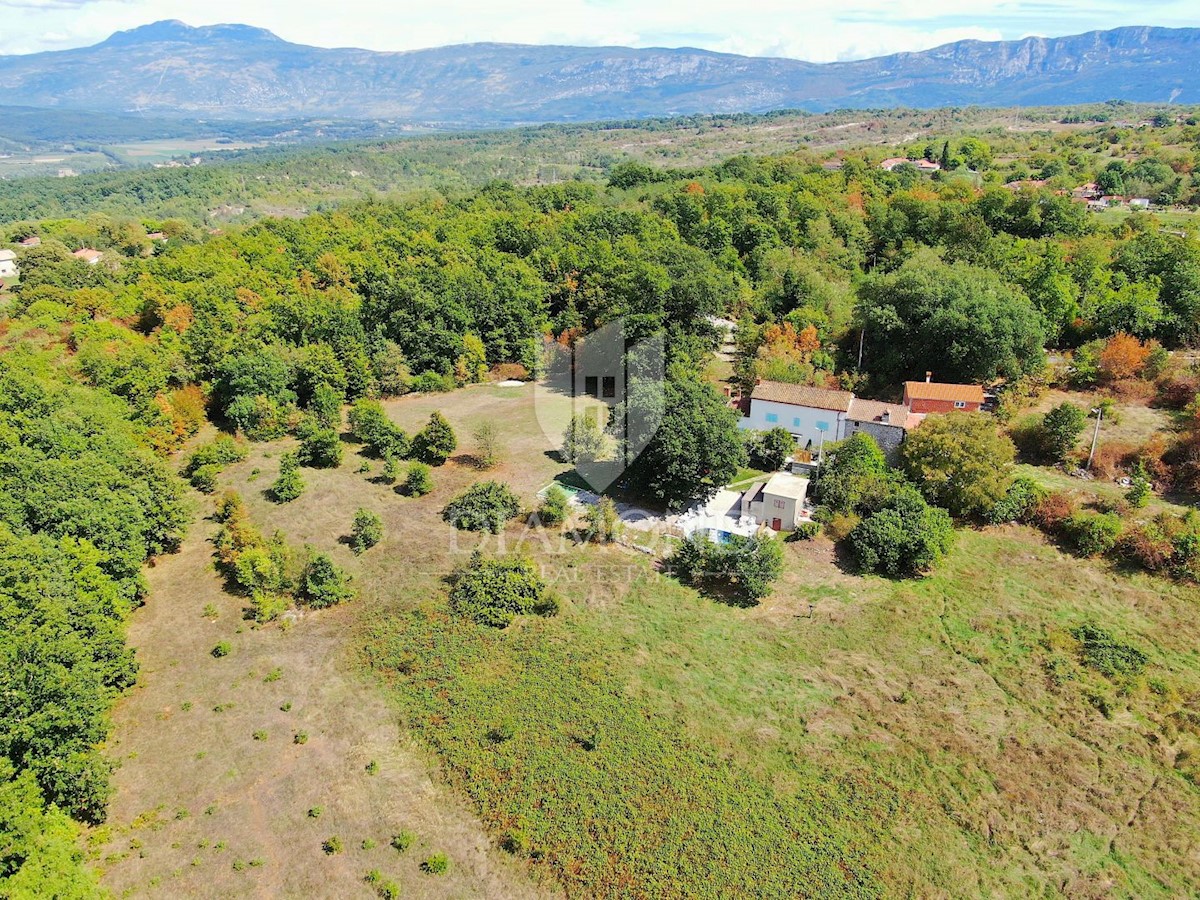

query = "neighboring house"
[[1087, 197, 1111, 211], [73, 248, 102, 265], [1072, 182, 1102, 200], [844, 398, 919, 460], [902, 375, 984, 414], [1129, 198, 1151, 209], [145, 231, 167, 242], [741, 472, 810, 532], [17, 236, 40, 248], [744, 381, 855, 451], [879, 157, 910, 171], [0, 249, 17, 280], [913, 159, 942, 172]]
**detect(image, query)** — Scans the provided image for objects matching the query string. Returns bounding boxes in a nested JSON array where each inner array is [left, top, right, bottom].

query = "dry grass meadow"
[[91, 382, 1200, 897]]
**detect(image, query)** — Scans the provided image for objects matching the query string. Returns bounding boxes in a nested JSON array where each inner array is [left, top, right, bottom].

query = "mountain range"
[[1, 21, 1198, 126]]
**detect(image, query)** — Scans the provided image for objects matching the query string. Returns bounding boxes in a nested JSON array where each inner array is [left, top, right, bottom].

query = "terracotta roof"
[[73, 248, 102, 262], [847, 398, 911, 427], [903, 381, 984, 404], [751, 380, 853, 412]]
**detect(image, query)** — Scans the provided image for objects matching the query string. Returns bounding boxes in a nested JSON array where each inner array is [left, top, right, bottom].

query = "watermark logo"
[[534, 318, 665, 494]]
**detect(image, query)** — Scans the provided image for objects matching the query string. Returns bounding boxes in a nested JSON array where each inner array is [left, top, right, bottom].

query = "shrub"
[[297, 420, 342, 469], [788, 521, 822, 541], [1098, 332, 1150, 382], [667, 532, 785, 604], [184, 436, 248, 482], [1031, 490, 1076, 532], [848, 492, 954, 577], [348, 399, 409, 458], [449, 552, 559, 627], [211, 642, 231, 658], [300, 552, 355, 608], [1126, 461, 1151, 508], [1063, 511, 1121, 557], [189, 463, 222, 494], [561, 413, 606, 464], [294, 732, 308, 745], [987, 476, 1048, 525], [536, 485, 569, 526], [322, 836, 344, 855], [1071, 623, 1148, 679], [270, 452, 304, 503], [249, 592, 289, 624], [1116, 519, 1177, 572], [1156, 376, 1197, 410], [410, 370, 454, 393], [412, 411, 457, 465], [421, 853, 449, 875], [443, 481, 521, 533], [584, 496, 621, 543], [472, 420, 501, 469], [403, 462, 433, 497], [390, 830, 415, 852], [1039, 402, 1087, 462], [350, 508, 383, 554], [381, 451, 402, 484]]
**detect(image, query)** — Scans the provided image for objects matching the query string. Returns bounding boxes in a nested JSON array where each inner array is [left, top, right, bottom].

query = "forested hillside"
[[3, 120, 1200, 894]]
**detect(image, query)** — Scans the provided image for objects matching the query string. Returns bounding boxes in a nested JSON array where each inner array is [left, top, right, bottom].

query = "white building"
[[742, 381, 855, 452], [741, 472, 810, 532], [0, 249, 17, 280]]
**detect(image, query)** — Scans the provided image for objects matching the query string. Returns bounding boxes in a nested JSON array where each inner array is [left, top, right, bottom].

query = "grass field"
[[95, 382, 1200, 897]]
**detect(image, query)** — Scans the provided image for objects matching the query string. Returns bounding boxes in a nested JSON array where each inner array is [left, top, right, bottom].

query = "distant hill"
[[0, 21, 1197, 125]]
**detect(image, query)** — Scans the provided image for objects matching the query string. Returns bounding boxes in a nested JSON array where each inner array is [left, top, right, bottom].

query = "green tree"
[[413, 412, 457, 465], [348, 399, 408, 458], [814, 432, 889, 514], [744, 427, 796, 471], [618, 374, 746, 510], [350, 508, 383, 554], [297, 420, 342, 469], [309, 382, 342, 430], [1039, 402, 1087, 462], [270, 452, 304, 503], [668, 532, 784, 604], [562, 412, 606, 464], [857, 251, 1046, 387], [403, 462, 433, 497], [472, 421, 501, 469], [300, 552, 354, 608], [584, 496, 621, 543], [901, 413, 1015, 519], [537, 485, 569, 526]]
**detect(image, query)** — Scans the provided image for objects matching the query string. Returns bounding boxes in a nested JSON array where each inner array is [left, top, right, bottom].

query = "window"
[[816, 420, 830, 433], [584, 376, 598, 397], [773, 499, 786, 509], [602, 376, 616, 399], [793, 417, 801, 428], [765, 413, 779, 424], [953, 400, 966, 409]]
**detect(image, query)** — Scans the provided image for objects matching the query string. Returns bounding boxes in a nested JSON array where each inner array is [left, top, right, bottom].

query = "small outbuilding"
[[741, 472, 810, 532]]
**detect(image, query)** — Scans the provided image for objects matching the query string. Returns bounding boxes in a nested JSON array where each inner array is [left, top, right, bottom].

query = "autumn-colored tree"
[[1099, 333, 1150, 382]]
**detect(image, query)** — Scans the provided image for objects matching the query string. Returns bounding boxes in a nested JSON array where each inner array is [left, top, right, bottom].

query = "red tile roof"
[[903, 381, 984, 404], [751, 381, 854, 412]]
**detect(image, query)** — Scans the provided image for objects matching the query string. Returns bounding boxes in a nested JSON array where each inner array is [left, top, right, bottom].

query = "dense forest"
[[3, 112, 1200, 893]]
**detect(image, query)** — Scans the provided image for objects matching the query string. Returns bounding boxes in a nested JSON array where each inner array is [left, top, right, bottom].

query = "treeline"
[[0, 354, 188, 894]]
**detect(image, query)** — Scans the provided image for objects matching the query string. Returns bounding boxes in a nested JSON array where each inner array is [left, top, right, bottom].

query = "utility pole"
[[1086, 406, 1104, 470], [857, 327, 865, 371]]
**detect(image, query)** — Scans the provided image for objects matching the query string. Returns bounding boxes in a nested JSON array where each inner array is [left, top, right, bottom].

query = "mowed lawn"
[[95, 382, 1200, 897]]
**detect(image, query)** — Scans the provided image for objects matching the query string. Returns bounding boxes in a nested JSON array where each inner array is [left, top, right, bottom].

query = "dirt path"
[[91, 511, 549, 899]]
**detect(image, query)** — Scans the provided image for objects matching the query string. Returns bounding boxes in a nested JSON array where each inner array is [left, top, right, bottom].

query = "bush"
[[788, 521, 822, 541], [421, 853, 449, 875], [350, 508, 383, 554], [412, 411, 457, 465], [987, 476, 1048, 525], [211, 641, 231, 658], [667, 532, 785, 604], [322, 836, 343, 855], [472, 420, 501, 469], [189, 463, 222, 494], [270, 452, 304, 503], [300, 552, 355, 608], [744, 427, 796, 471], [1039, 402, 1087, 462], [1031, 490, 1076, 532], [410, 371, 454, 393], [184, 435, 248, 479], [449, 552, 559, 627], [1126, 461, 1151, 508], [297, 420, 342, 469], [1115, 516, 1179, 573], [381, 451, 402, 484], [537, 485, 569, 526], [1063, 511, 1121, 557], [390, 830, 415, 852], [848, 491, 955, 577], [584, 496, 621, 543], [1071, 623, 1147, 679], [403, 462, 433, 497], [443, 481, 521, 533], [561, 413, 606, 464], [348, 399, 408, 458]]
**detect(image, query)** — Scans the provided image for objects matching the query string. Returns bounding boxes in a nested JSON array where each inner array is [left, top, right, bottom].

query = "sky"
[[2, 0, 1199, 61]]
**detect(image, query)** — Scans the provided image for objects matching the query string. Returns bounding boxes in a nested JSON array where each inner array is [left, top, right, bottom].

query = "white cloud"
[[0, 0, 1196, 61]]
